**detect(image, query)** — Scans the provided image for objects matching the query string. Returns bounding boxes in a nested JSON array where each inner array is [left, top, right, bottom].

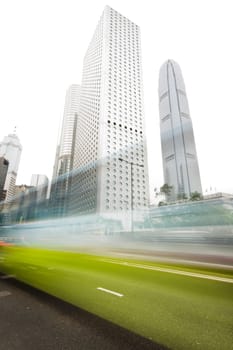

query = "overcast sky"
[[1, 0, 232, 202]]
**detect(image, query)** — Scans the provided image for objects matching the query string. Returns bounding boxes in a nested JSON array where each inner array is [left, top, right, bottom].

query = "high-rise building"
[[0, 157, 9, 201], [31, 174, 48, 187], [50, 84, 80, 216], [30, 174, 48, 201], [0, 133, 22, 200], [159, 59, 202, 200], [72, 6, 149, 221], [53, 85, 81, 179]]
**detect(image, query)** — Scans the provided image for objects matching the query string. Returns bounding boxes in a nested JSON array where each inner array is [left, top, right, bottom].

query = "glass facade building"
[[159, 60, 202, 201]]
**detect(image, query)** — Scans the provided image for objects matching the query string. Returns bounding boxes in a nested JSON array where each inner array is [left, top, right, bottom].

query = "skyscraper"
[[72, 6, 149, 220], [50, 84, 80, 216], [30, 174, 48, 201], [0, 133, 22, 200], [159, 59, 202, 200], [0, 157, 9, 201], [53, 84, 81, 178]]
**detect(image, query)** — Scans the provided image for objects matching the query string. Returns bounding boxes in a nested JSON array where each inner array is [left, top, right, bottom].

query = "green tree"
[[190, 191, 203, 201], [160, 183, 173, 196]]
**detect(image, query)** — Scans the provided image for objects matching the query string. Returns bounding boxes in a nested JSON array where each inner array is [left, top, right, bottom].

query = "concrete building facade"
[[72, 6, 149, 222]]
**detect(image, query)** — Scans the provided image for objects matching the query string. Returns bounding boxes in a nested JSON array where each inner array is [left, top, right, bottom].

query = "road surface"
[[0, 273, 167, 350]]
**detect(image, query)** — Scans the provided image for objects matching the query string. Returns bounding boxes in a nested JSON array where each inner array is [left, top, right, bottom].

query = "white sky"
[[1, 0, 233, 203]]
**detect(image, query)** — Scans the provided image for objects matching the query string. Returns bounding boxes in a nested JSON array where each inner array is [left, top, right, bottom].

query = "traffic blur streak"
[[0, 214, 233, 350], [0, 214, 233, 265], [0, 246, 232, 350]]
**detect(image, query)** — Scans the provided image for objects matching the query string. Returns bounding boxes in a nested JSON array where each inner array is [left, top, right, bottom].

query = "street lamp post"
[[118, 157, 144, 232]]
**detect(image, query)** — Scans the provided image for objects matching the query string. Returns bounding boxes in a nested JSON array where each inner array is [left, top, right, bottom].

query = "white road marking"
[[0, 274, 15, 279], [0, 290, 12, 298], [97, 287, 124, 297], [100, 259, 233, 284]]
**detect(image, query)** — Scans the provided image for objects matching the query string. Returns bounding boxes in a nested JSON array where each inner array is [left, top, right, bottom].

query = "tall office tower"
[[53, 84, 81, 178], [72, 6, 149, 220], [30, 174, 48, 201], [31, 174, 48, 187], [159, 59, 202, 201], [52, 145, 60, 180], [0, 157, 9, 201], [50, 84, 80, 216], [0, 133, 22, 200]]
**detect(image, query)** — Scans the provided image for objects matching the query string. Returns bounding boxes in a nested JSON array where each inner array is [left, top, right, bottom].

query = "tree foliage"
[[190, 191, 203, 201], [160, 183, 173, 196]]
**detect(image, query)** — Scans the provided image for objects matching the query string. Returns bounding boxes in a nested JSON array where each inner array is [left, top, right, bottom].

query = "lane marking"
[[0, 274, 16, 280], [97, 287, 124, 297], [0, 291, 12, 298], [100, 259, 233, 284]]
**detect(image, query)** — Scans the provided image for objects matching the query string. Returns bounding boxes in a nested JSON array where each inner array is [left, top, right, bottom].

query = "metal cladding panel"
[[159, 60, 202, 200]]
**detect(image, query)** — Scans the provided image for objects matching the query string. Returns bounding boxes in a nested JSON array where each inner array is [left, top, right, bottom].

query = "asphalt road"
[[0, 273, 168, 350]]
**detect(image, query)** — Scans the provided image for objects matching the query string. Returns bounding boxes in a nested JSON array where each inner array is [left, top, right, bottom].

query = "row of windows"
[[107, 120, 143, 134], [106, 137, 144, 150], [107, 129, 143, 140], [107, 106, 142, 115], [109, 24, 138, 33], [109, 57, 140, 67], [107, 106, 142, 114], [106, 150, 144, 163], [106, 149, 144, 161], [107, 127, 143, 139], [107, 112, 143, 121], [106, 160, 146, 176], [106, 172, 145, 180], [109, 46, 140, 55], [105, 185, 146, 195], [109, 43, 139, 53], [107, 96, 142, 105], [108, 79, 141, 89]]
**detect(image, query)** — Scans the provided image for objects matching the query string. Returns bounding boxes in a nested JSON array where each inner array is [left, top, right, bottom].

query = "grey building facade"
[[0, 157, 9, 201], [50, 84, 80, 216], [53, 85, 80, 179], [159, 60, 202, 201]]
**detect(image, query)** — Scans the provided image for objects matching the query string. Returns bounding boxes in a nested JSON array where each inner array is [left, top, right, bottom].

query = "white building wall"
[[0, 134, 22, 200], [72, 6, 149, 217]]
